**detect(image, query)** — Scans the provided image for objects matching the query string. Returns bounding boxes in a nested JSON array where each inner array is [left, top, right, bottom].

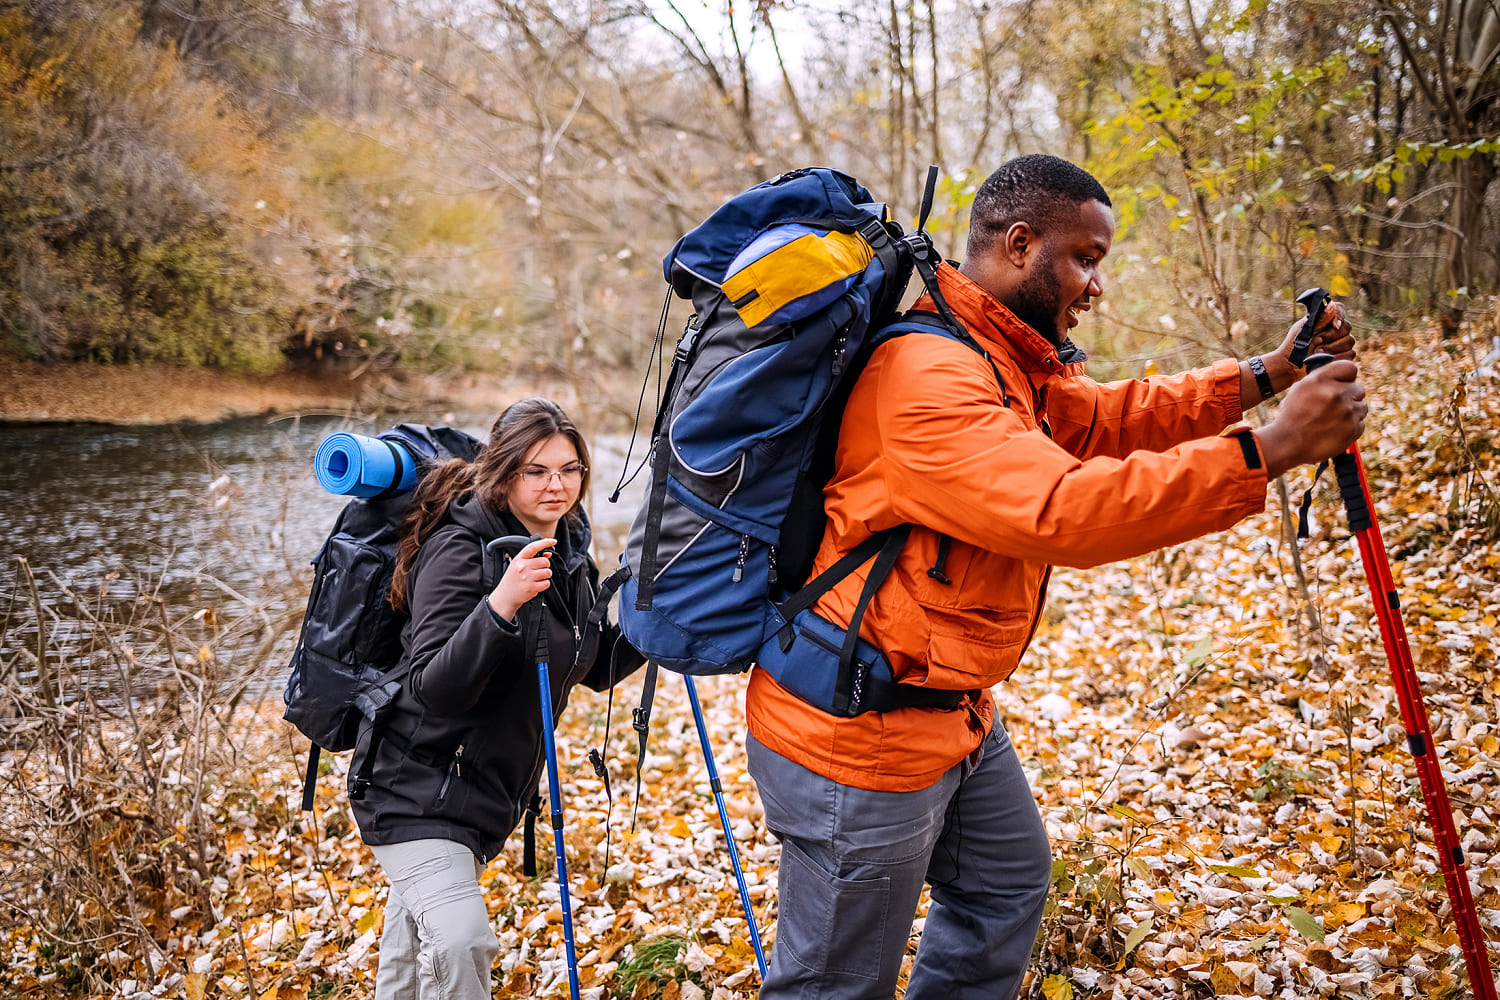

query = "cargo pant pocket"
[[776, 837, 890, 981]]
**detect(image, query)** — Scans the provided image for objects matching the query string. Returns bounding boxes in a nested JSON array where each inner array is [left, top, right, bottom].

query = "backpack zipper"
[[733, 534, 749, 582]]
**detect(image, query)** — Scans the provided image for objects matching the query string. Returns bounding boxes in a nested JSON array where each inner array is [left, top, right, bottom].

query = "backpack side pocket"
[[284, 533, 402, 752]]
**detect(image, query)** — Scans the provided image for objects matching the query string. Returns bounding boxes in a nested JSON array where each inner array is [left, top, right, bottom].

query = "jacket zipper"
[[555, 585, 583, 666], [437, 743, 464, 802], [1022, 385, 1054, 649], [1023, 567, 1052, 653]]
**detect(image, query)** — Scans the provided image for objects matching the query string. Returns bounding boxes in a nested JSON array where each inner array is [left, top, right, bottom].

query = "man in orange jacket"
[[745, 155, 1366, 999]]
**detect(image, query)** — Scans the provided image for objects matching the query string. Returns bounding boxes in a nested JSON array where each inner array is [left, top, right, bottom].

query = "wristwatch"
[[1248, 355, 1276, 402]]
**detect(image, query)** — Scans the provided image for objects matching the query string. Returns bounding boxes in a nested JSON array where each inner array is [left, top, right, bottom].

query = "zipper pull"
[[574, 625, 581, 646], [455, 744, 464, 777], [768, 546, 779, 589], [831, 333, 848, 378], [733, 535, 748, 582]]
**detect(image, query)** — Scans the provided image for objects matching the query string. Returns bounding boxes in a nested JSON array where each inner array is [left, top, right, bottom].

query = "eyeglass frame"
[[514, 462, 588, 489]]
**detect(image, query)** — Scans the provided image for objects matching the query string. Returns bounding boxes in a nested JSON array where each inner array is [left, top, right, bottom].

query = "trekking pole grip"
[[486, 533, 552, 659], [1304, 353, 1372, 533], [1290, 287, 1329, 368]]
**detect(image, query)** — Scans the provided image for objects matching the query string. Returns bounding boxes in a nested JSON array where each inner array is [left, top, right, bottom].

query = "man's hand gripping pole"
[[1288, 287, 1329, 369]]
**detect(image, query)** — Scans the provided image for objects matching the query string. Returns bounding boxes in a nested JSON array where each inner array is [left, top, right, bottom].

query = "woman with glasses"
[[350, 396, 642, 1000]]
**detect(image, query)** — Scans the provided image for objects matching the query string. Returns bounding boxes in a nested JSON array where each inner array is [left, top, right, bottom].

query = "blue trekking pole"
[[683, 676, 768, 977], [489, 535, 581, 1000]]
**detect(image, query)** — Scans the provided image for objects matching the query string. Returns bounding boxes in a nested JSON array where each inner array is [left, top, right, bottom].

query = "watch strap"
[[1249, 355, 1276, 401]]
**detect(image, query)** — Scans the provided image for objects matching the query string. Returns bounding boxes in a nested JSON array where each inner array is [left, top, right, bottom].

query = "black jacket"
[[349, 494, 642, 862]]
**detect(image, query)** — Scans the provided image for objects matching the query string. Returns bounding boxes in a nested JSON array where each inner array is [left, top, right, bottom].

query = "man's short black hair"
[[967, 154, 1112, 257]]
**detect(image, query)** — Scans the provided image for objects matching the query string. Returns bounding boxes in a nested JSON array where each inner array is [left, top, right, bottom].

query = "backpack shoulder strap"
[[775, 528, 900, 632], [877, 309, 1012, 409]]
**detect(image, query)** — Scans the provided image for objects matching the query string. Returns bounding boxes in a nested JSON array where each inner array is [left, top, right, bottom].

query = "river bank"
[[0, 360, 369, 425], [0, 360, 557, 426]]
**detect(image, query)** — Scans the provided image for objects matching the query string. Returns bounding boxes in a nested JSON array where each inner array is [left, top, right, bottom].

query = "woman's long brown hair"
[[388, 398, 591, 611]]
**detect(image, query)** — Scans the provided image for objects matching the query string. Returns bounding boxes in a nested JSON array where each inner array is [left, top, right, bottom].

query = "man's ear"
[[1002, 222, 1034, 268]]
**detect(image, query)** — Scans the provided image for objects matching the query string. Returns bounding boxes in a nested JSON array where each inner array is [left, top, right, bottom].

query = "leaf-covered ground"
[[6, 322, 1500, 999]]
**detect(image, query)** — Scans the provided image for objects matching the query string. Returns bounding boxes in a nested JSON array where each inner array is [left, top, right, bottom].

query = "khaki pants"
[[370, 838, 497, 1000]]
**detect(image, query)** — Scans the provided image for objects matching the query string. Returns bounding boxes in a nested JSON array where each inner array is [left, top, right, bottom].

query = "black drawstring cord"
[[612, 288, 672, 503], [586, 649, 621, 876]]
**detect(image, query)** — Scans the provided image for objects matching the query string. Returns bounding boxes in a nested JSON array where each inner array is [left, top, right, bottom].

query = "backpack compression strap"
[[301, 746, 322, 812], [630, 659, 659, 832], [522, 792, 542, 878], [369, 438, 416, 502], [348, 669, 406, 802]]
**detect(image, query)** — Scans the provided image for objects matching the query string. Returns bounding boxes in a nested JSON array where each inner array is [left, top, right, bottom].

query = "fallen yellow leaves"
[[3, 323, 1498, 999]]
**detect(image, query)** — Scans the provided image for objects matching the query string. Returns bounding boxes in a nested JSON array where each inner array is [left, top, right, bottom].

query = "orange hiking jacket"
[[745, 262, 1270, 791]]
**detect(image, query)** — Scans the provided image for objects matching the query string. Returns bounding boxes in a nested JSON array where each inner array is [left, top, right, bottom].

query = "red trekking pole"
[[1297, 288, 1497, 998]]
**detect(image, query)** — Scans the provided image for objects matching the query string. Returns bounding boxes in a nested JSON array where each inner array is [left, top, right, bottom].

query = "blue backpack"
[[613, 167, 998, 717]]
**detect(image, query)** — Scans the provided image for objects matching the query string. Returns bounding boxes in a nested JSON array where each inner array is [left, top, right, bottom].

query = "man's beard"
[[1009, 243, 1062, 345]]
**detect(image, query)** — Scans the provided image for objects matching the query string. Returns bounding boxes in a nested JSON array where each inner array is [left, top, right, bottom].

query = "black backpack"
[[283, 423, 484, 811]]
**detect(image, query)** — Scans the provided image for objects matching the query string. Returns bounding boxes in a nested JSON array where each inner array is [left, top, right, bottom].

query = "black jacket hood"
[[446, 493, 592, 578]]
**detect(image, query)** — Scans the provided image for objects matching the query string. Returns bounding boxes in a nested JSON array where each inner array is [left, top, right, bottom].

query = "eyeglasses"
[[517, 462, 587, 489]]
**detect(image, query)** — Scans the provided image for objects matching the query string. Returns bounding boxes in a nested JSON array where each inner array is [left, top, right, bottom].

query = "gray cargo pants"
[[369, 838, 497, 1000], [747, 723, 1051, 1000]]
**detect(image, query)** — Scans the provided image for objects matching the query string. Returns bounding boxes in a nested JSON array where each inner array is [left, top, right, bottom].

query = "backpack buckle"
[[631, 706, 650, 734], [354, 679, 402, 722], [901, 229, 936, 262], [857, 217, 890, 248]]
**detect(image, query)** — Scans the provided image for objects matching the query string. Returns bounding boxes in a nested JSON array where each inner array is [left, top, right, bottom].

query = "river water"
[[0, 414, 644, 703]]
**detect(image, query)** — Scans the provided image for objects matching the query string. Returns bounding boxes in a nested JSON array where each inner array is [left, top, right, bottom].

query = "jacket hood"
[[446, 492, 593, 575]]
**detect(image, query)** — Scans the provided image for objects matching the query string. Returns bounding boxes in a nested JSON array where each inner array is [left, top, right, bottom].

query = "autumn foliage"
[[4, 0, 1500, 387]]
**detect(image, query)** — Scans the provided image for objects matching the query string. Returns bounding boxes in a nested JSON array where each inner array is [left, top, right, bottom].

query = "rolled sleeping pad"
[[314, 432, 418, 498]]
